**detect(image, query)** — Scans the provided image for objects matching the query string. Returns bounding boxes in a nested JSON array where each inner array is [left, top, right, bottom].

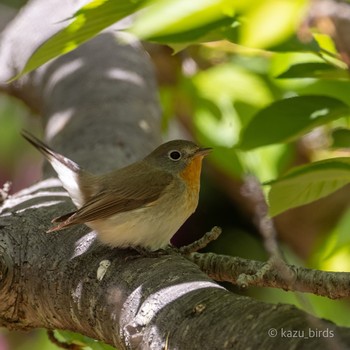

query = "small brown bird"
[[22, 131, 211, 250]]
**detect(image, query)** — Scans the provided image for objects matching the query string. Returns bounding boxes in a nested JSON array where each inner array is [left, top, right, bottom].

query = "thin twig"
[[179, 226, 222, 255], [239, 176, 300, 290], [242, 176, 281, 258]]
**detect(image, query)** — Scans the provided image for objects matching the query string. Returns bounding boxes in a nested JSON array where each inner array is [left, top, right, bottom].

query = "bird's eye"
[[168, 150, 182, 161]]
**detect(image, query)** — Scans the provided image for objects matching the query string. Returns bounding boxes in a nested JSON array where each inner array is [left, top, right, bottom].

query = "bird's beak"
[[196, 147, 212, 157]]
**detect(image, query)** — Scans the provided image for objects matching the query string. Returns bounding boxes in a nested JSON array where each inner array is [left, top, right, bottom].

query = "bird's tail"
[[47, 210, 77, 232], [21, 130, 87, 207], [21, 130, 81, 173]]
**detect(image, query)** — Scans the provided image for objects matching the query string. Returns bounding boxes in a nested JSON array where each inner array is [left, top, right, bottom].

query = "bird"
[[22, 131, 211, 250]]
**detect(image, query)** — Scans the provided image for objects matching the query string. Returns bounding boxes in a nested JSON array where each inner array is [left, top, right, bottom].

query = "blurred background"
[[2, 0, 350, 349]]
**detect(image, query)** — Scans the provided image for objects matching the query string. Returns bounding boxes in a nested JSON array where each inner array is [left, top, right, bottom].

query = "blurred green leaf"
[[269, 52, 325, 89], [12, 0, 146, 81], [190, 64, 273, 148], [0, 0, 26, 8], [134, 16, 237, 45], [56, 330, 115, 350], [313, 33, 337, 55], [276, 62, 350, 80], [306, 293, 350, 327], [267, 34, 320, 53], [194, 102, 240, 147], [243, 144, 292, 183], [130, 0, 234, 40], [192, 63, 273, 112], [211, 147, 245, 178], [267, 157, 350, 216], [239, 0, 306, 49], [239, 96, 350, 150], [331, 128, 350, 148], [312, 207, 350, 265], [0, 96, 30, 162], [298, 80, 350, 106]]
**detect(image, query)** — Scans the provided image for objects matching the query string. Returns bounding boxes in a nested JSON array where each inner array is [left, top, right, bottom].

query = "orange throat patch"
[[179, 156, 203, 193]]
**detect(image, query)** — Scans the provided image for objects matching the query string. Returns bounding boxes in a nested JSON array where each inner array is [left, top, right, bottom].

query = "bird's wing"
[[49, 169, 174, 231]]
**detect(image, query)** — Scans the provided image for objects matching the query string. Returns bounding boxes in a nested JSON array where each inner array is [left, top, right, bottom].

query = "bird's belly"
[[88, 186, 198, 250]]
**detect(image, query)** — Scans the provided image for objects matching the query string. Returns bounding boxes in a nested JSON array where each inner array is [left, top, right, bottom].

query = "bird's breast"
[[179, 156, 203, 210]]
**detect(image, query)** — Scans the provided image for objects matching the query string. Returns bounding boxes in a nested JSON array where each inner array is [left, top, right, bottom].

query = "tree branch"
[[181, 223, 350, 299], [179, 226, 222, 254], [188, 252, 350, 299]]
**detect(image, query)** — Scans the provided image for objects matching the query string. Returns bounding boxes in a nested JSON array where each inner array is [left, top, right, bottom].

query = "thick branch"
[[3, 186, 350, 349]]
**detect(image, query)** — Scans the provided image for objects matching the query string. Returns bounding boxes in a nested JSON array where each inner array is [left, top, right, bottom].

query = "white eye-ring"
[[168, 150, 182, 161]]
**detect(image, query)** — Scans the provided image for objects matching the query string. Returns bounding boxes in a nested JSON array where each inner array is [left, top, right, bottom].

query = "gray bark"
[[1, 1, 350, 349]]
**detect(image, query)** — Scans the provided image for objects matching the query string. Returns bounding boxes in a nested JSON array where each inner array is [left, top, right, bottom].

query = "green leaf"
[[315, 208, 350, 264], [243, 144, 293, 183], [331, 128, 350, 148], [239, 0, 307, 49], [192, 63, 273, 109], [267, 158, 350, 216], [276, 62, 350, 80], [297, 80, 350, 106], [190, 63, 273, 147], [136, 16, 236, 45], [55, 330, 115, 350], [11, 0, 146, 81], [239, 95, 350, 150], [130, 0, 234, 40], [267, 34, 321, 53]]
